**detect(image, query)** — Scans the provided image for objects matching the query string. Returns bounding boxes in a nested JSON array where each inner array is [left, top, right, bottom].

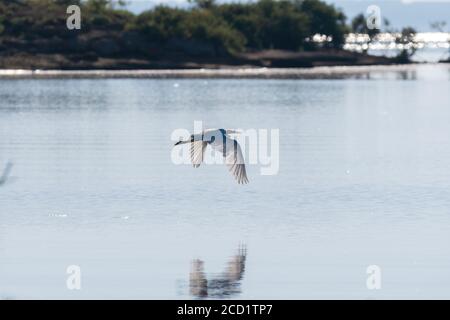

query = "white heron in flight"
[[174, 129, 249, 184]]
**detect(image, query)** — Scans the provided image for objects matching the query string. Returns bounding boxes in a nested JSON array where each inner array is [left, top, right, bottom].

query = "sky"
[[122, 0, 450, 31]]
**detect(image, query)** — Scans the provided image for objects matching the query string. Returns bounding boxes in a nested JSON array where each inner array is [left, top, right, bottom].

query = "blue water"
[[1, 64, 450, 299]]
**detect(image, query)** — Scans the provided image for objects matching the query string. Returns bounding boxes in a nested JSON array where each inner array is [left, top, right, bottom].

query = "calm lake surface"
[[1, 64, 450, 299]]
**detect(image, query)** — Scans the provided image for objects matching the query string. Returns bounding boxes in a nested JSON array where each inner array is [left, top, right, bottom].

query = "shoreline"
[[0, 49, 402, 73], [0, 63, 427, 80]]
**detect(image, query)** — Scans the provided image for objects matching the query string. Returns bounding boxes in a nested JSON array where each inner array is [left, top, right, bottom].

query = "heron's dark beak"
[[174, 140, 190, 146]]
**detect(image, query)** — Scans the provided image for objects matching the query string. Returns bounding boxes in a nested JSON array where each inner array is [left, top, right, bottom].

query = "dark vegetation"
[[0, 0, 409, 69]]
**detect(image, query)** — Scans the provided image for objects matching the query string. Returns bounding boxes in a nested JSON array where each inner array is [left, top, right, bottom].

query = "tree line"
[[0, 0, 420, 61], [0, 0, 349, 58]]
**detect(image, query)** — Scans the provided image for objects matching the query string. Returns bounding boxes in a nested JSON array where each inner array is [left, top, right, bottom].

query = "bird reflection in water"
[[189, 245, 247, 299]]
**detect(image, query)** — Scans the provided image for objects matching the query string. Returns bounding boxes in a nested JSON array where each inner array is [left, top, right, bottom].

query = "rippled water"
[[1, 64, 450, 299]]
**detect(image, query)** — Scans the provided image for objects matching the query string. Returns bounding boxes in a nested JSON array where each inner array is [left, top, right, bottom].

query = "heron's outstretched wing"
[[225, 140, 249, 184], [0, 162, 13, 186], [191, 141, 207, 168]]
